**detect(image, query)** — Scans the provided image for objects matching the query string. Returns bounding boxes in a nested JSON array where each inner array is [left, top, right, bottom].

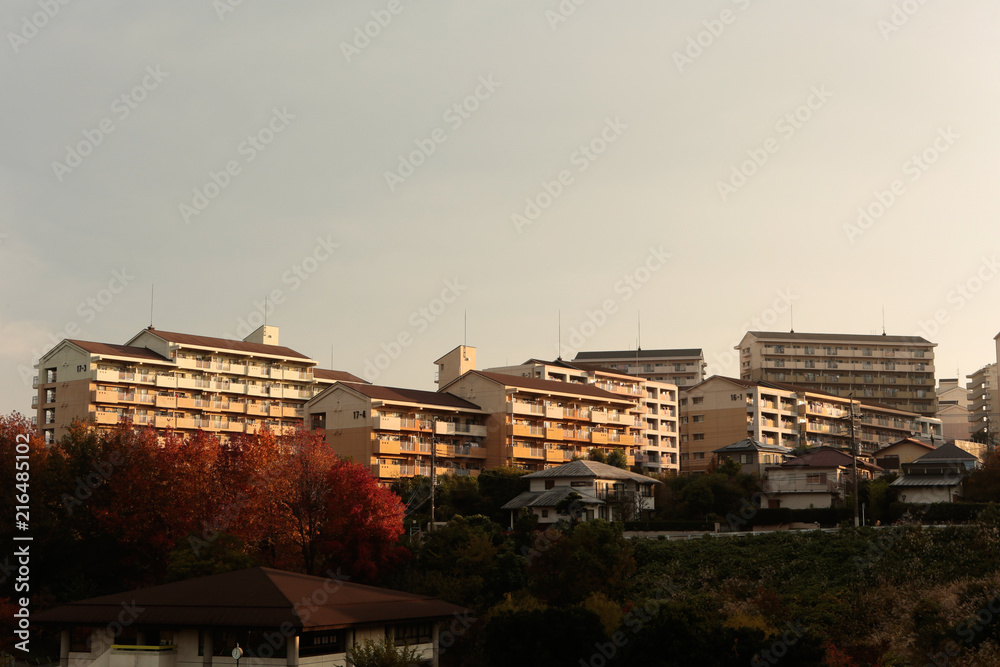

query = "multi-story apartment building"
[[305, 382, 489, 482], [680, 376, 942, 474], [484, 358, 680, 473], [572, 348, 705, 387], [34, 326, 362, 444], [936, 378, 972, 442], [441, 370, 642, 472], [966, 364, 999, 443], [737, 331, 937, 416]]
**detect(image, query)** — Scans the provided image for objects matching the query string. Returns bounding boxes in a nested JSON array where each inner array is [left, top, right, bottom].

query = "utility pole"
[[849, 394, 859, 527], [429, 416, 437, 530]]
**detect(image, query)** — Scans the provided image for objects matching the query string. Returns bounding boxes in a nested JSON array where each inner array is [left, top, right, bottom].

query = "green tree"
[[345, 636, 422, 667], [587, 448, 608, 464], [606, 448, 628, 469], [482, 607, 607, 667], [528, 520, 635, 606], [476, 467, 529, 523]]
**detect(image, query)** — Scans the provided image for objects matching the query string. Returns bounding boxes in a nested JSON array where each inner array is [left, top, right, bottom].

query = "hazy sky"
[[3, 1, 999, 416]]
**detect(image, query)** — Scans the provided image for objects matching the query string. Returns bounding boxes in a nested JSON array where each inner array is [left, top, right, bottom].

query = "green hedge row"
[[623, 520, 717, 532]]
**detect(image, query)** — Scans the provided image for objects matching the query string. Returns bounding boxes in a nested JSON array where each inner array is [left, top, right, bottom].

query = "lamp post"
[[429, 416, 437, 530]]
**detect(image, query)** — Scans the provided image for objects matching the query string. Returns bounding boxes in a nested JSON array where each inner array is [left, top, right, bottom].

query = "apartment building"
[[737, 331, 937, 416], [441, 370, 641, 472], [304, 382, 489, 482], [966, 364, 999, 442], [572, 348, 705, 387], [936, 378, 972, 441], [680, 376, 942, 474], [485, 358, 680, 473], [34, 325, 362, 444]]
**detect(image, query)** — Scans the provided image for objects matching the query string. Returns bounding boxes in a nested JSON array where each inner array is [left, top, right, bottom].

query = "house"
[[35, 567, 470, 667], [890, 442, 980, 503], [873, 437, 936, 472], [712, 438, 792, 477], [501, 460, 661, 525], [763, 447, 881, 509]]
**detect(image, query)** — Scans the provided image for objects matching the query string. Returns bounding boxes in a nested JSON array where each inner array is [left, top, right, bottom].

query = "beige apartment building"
[[680, 375, 943, 474], [305, 382, 490, 481], [936, 378, 972, 442], [737, 331, 937, 416], [441, 369, 641, 472], [573, 348, 705, 387], [34, 326, 361, 444], [485, 357, 680, 473], [966, 363, 999, 442]]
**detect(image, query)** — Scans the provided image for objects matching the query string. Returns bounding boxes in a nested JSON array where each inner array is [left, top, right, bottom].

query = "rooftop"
[[523, 460, 661, 483], [745, 331, 934, 346], [35, 567, 466, 630], [574, 348, 704, 361], [130, 328, 313, 361]]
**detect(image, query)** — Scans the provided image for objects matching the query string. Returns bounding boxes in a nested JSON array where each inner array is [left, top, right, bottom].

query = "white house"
[[501, 460, 661, 525]]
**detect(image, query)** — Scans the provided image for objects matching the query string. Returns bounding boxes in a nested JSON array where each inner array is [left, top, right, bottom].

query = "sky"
[[2, 1, 999, 416]]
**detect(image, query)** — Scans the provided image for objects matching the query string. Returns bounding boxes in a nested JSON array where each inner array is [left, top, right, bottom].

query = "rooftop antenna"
[[790, 304, 794, 334], [882, 306, 886, 336], [149, 284, 154, 329], [330, 343, 334, 370], [557, 310, 562, 361], [264, 294, 268, 329], [464, 310, 467, 347]]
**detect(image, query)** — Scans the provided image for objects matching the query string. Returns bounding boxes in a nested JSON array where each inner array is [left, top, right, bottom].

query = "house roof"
[[501, 487, 604, 510], [66, 340, 172, 363], [780, 447, 882, 473], [890, 474, 966, 488], [468, 371, 634, 402], [684, 375, 759, 392], [745, 331, 934, 346], [131, 329, 313, 361], [349, 384, 484, 411], [312, 368, 368, 383], [713, 438, 792, 455], [34, 567, 466, 630], [522, 460, 661, 483], [914, 442, 979, 462], [574, 349, 704, 361], [874, 438, 937, 457]]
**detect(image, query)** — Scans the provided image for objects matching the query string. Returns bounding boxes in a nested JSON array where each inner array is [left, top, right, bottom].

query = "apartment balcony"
[[545, 448, 565, 463], [371, 463, 400, 479], [31, 395, 38, 407], [247, 365, 268, 378], [177, 377, 198, 390], [591, 410, 608, 424], [434, 422, 488, 438], [375, 439, 401, 456], [267, 386, 285, 399], [509, 401, 544, 416], [31, 376, 38, 389], [606, 412, 629, 425], [512, 424, 544, 438], [590, 431, 608, 445], [764, 478, 841, 494], [544, 405, 564, 419], [226, 382, 247, 394], [94, 411, 121, 425], [154, 415, 175, 429], [511, 445, 544, 459], [545, 427, 564, 441], [246, 385, 267, 397], [246, 403, 267, 416], [93, 368, 120, 382], [155, 395, 177, 409], [456, 446, 487, 459], [154, 374, 177, 388], [369, 415, 398, 430], [226, 401, 246, 414], [268, 368, 286, 380]]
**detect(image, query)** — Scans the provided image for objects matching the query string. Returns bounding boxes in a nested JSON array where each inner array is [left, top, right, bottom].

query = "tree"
[[318, 456, 408, 582], [528, 521, 635, 606], [345, 636, 422, 667], [587, 448, 608, 464], [606, 448, 628, 469], [476, 467, 529, 523], [965, 448, 1000, 502]]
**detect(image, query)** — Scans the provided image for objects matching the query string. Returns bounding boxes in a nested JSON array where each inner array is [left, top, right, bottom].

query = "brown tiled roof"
[[472, 371, 635, 402], [781, 447, 882, 472], [67, 340, 171, 363], [684, 375, 759, 391], [349, 384, 484, 411], [746, 331, 934, 346], [875, 438, 936, 456], [35, 567, 467, 630], [137, 329, 312, 360], [313, 369, 368, 383], [574, 348, 704, 360]]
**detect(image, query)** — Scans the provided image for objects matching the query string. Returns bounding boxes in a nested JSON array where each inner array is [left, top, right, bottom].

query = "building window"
[[389, 622, 433, 647], [914, 350, 925, 358], [775, 345, 785, 353], [300, 631, 347, 657], [806, 473, 827, 484], [692, 397, 704, 405], [693, 434, 705, 441], [692, 415, 704, 423], [541, 509, 549, 518], [681, 416, 688, 424], [826, 361, 838, 369], [680, 398, 687, 406], [544, 479, 555, 489], [804, 360, 815, 368], [825, 347, 838, 355], [804, 346, 814, 354], [693, 451, 705, 458], [862, 348, 872, 356]]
